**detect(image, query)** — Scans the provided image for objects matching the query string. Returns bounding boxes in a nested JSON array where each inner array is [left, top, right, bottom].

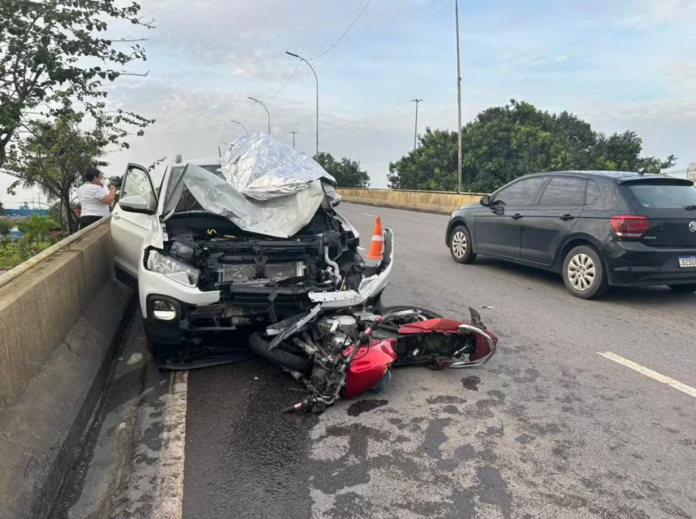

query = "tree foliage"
[[388, 100, 677, 193], [17, 213, 57, 247], [1, 112, 139, 233], [315, 152, 370, 188], [0, 218, 11, 236], [0, 0, 154, 166]]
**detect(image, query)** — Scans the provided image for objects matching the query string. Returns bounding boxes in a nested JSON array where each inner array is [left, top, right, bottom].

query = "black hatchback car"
[[446, 171, 696, 299]]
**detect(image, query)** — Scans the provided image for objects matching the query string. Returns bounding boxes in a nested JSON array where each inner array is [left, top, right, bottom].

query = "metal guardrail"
[[0, 215, 112, 289]]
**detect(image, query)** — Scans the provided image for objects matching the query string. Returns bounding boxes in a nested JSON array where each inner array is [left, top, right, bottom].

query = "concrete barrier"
[[0, 216, 133, 519], [337, 188, 484, 215]]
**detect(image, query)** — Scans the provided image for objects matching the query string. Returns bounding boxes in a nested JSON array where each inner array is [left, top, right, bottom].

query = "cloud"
[[618, 0, 696, 28], [2, 0, 695, 205]]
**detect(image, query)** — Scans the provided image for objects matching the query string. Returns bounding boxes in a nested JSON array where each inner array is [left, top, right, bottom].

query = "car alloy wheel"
[[567, 253, 596, 292], [451, 230, 468, 259]]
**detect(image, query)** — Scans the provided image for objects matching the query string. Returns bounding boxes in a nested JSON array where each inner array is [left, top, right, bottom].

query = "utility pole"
[[247, 97, 271, 134], [455, 0, 463, 194], [286, 51, 319, 156], [290, 131, 298, 148], [411, 99, 423, 151]]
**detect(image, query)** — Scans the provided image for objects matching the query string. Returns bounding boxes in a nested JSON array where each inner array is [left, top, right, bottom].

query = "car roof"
[[523, 170, 683, 184]]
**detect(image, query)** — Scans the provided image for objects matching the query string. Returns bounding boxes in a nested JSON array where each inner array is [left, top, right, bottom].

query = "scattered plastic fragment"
[[127, 352, 144, 366]]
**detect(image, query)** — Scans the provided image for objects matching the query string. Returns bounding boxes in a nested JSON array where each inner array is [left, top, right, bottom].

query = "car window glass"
[[626, 183, 696, 208], [538, 177, 587, 206], [586, 180, 602, 204], [494, 177, 546, 205], [123, 167, 155, 207], [166, 164, 224, 213]]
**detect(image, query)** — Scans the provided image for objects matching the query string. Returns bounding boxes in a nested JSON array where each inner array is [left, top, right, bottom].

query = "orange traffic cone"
[[366, 216, 384, 260]]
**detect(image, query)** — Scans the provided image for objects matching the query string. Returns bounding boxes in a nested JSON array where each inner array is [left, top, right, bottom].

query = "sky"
[[3, 0, 696, 206]]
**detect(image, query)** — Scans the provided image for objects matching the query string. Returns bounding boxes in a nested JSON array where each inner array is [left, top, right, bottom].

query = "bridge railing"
[[337, 188, 484, 215], [0, 215, 133, 519]]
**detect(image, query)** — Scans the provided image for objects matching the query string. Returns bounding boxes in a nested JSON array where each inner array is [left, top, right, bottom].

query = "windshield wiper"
[[685, 205, 696, 211]]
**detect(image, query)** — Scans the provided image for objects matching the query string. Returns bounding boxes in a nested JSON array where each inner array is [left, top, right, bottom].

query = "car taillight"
[[610, 215, 650, 238]]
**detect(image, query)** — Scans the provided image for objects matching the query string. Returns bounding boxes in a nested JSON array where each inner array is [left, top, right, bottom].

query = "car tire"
[[449, 226, 476, 264], [668, 284, 696, 294], [147, 340, 176, 360], [248, 332, 314, 375], [562, 245, 609, 299]]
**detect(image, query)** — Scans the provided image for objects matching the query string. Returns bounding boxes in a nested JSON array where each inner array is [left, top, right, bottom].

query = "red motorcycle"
[[249, 307, 498, 413]]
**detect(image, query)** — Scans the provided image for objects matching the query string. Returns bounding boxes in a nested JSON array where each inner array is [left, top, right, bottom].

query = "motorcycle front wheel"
[[248, 332, 314, 375]]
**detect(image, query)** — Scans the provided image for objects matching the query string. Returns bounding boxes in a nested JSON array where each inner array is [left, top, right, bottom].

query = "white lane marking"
[[153, 371, 188, 519], [598, 352, 696, 399], [361, 212, 379, 218], [358, 246, 366, 251]]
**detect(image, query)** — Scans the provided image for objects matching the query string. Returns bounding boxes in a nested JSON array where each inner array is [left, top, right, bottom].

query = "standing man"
[[77, 167, 115, 230]]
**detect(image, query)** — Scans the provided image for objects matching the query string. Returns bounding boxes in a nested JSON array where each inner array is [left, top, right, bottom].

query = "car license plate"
[[678, 256, 696, 268]]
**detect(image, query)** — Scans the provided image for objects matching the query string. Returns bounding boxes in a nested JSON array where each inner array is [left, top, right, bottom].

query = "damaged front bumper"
[[141, 229, 394, 344], [309, 229, 393, 309]]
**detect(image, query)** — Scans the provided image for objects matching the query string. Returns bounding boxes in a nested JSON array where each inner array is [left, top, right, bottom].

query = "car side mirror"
[[480, 195, 491, 207], [330, 194, 342, 207], [119, 195, 155, 215]]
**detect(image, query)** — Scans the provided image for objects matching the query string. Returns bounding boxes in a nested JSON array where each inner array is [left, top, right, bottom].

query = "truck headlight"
[[146, 250, 200, 287]]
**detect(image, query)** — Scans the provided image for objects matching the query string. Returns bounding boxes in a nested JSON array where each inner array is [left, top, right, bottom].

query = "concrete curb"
[[0, 278, 134, 519]]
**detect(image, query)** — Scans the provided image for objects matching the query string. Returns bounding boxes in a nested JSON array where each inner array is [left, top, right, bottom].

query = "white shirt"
[[77, 183, 110, 217]]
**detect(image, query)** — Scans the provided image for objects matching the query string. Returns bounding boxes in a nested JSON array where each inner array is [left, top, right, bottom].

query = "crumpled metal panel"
[[143, 215, 165, 249], [182, 164, 326, 238], [222, 132, 335, 201]]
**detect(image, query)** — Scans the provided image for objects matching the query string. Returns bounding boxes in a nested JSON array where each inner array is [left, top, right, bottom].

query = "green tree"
[[0, 0, 154, 167], [0, 200, 5, 215], [0, 218, 11, 236], [315, 152, 370, 188], [2, 112, 143, 233], [387, 129, 459, 191], [17, 213, 56, 247], [388, 100, 676, 192]]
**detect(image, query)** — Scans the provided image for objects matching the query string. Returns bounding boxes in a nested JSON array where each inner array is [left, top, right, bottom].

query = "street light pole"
[[286, 51, 319, 157], [411, 99, 423, 151], [290, 131, 298, 148], [230, 118, 248, 135], [247, 97, 271, 134], [455, 0, 463, 193]]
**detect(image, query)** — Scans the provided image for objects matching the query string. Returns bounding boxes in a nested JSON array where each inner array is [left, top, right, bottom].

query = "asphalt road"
[[182, 202, 696, 519]]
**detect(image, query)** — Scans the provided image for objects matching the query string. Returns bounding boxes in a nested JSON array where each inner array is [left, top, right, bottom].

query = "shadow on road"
[[469, 256, 695, 304]]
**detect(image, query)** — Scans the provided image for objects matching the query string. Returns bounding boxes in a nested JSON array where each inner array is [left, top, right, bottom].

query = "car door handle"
[[560, 214, 575, 221], [511, 213, 523, 220], [112, 213, 121, 220]]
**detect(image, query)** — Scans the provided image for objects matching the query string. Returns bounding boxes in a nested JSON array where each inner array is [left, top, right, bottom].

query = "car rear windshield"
[[624, 181, 696, 209]]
